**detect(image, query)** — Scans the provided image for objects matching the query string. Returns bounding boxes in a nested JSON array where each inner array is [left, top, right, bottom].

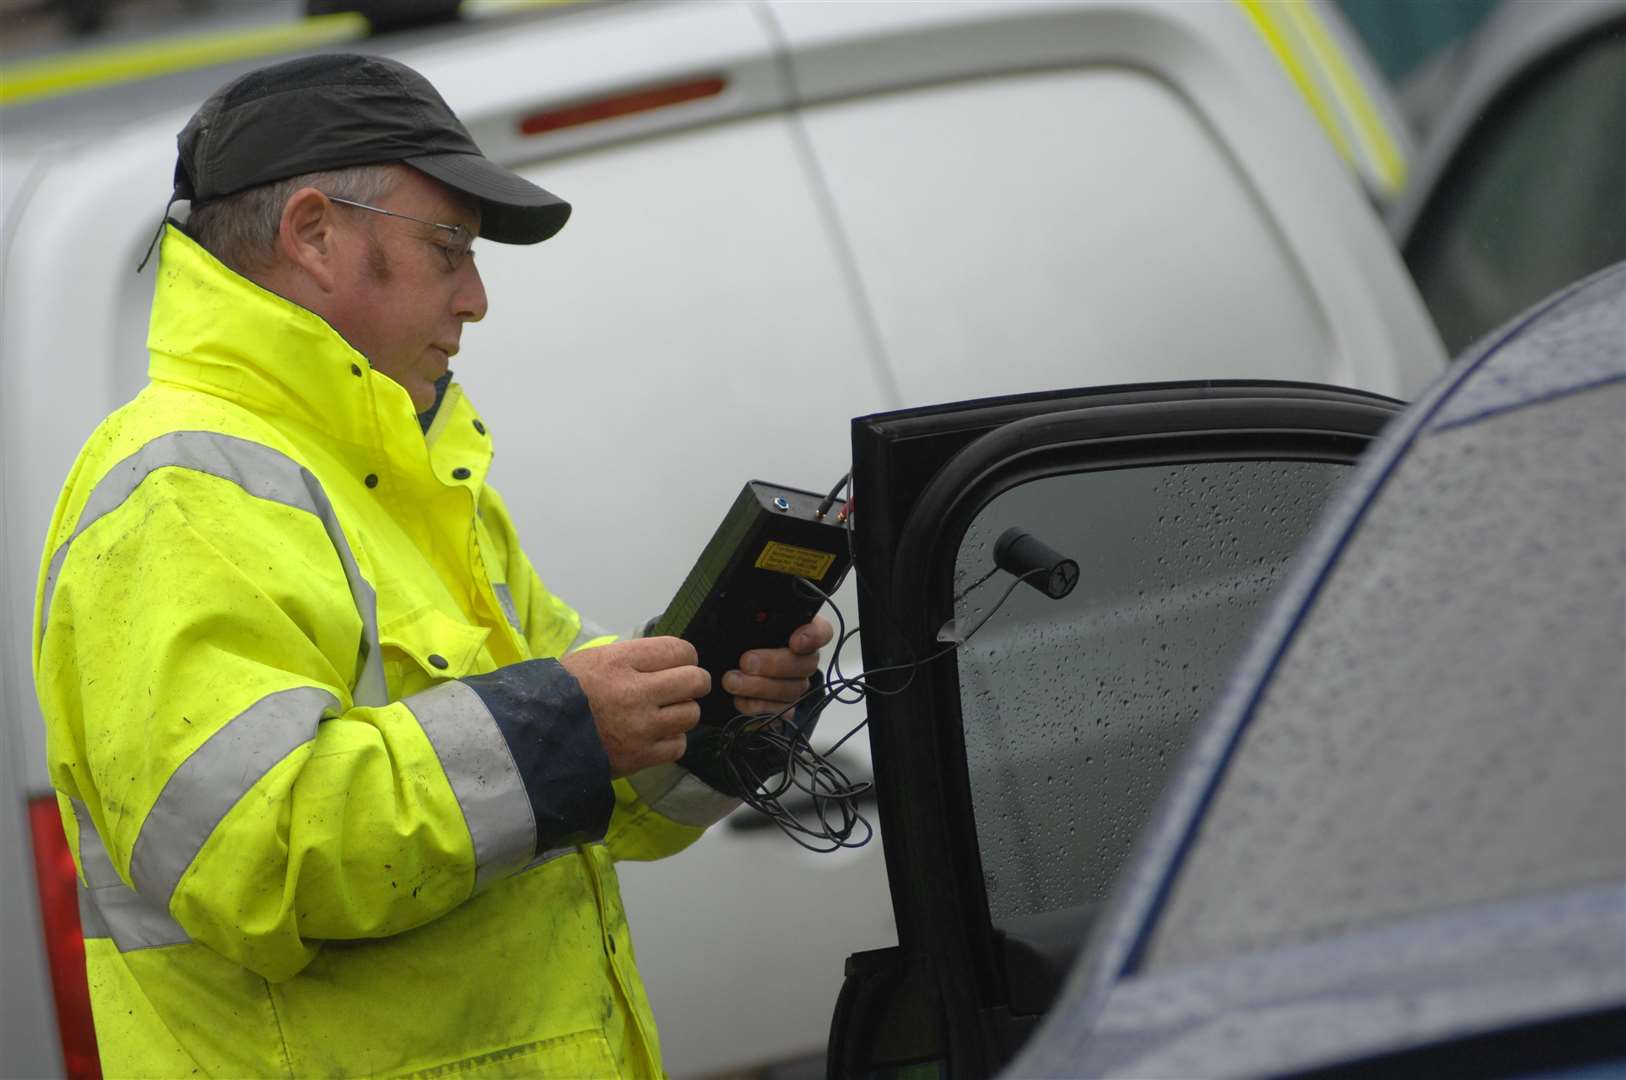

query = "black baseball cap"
[[174, 52, 570, 244]]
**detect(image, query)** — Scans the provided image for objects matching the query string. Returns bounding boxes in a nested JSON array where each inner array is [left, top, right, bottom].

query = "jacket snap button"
[[364, 473, 379, 488], [350, 363, 362, 377], [473, 419, 486, 435], [452, 467, 471, 480], [428, 654, 449, 670], [607, 936, 617, 954]]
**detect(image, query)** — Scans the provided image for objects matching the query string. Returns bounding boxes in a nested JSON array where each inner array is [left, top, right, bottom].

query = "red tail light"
[[28, 796, 102, 1080], [518, 76, 726, 136]]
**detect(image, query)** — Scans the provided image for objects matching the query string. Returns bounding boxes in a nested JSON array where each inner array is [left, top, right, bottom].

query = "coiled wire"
[[712, 500, 1042, 851]]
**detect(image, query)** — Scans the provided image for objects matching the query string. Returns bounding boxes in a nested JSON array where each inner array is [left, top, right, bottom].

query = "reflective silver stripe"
[[568, 615, 616, 653], [84, 879, 193, 953], [72, 800, 190, 952], [492, 582, 523, 633], [76, 886, 111, 940], [73, 799, 127, 892], [128, 686, 337, 904], [627, 762, 739, 828], [39, 431, 386, 706], [401, 680, 537, 890]]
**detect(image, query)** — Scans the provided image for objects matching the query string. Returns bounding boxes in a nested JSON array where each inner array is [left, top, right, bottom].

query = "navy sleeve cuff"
[[462, 659, 613, 853]]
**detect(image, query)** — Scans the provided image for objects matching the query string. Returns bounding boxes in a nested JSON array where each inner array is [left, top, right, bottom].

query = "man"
[[33, 53, 830, 1077]]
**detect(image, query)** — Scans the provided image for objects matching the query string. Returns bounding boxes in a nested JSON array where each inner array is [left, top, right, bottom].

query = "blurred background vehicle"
[[1, 0, 1611, 1076], [1389, 0, 1626, 355], [1335, 0, 1501, 138]]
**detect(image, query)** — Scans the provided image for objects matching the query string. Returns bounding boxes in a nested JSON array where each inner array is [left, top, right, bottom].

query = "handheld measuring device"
[[652, 480, 852, 783]]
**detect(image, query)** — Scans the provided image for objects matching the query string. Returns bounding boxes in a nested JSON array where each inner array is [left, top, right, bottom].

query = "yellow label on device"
[[755, 541, 836, 581]]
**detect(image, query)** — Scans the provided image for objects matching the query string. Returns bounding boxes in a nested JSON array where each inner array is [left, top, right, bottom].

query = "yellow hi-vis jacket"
[[32, 225, 739, 1078]]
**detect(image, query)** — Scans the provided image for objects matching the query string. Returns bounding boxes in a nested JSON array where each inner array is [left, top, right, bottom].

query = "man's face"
[[326, 169, 489, 412]]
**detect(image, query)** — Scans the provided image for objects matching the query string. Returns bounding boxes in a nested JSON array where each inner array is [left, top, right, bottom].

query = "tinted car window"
[[952, 460, 1347, 928], [1406, 29, 1626, 353], [1143, 384, 1626, 971]]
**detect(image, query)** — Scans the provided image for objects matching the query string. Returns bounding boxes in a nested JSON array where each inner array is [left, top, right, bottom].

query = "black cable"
[[951, 564, 1002, 606], [713, 533, 1042, 851], [814, 470, 850, 520]]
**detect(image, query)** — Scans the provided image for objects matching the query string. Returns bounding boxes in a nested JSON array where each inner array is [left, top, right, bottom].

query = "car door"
[[829, 380, 1402, 1078]]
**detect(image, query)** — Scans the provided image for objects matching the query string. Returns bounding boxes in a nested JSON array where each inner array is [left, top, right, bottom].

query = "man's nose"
[[456, 261, 488, 323]]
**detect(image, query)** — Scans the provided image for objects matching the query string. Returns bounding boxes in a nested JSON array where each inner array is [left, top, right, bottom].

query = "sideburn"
[[365, 228, 393, 284]]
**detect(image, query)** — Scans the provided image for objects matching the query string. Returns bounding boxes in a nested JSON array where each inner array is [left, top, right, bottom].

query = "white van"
[[0, 1, 1441, 1075]]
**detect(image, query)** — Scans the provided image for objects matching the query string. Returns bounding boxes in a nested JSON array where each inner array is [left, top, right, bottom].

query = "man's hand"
[[721, 617, 835, 717], [559, 637, 710, 778]]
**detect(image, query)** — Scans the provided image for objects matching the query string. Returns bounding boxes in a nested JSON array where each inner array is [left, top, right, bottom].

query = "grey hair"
[[184, 162, 403, 275]]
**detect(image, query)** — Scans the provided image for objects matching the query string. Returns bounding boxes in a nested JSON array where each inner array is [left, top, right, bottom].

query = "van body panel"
[[411, 0, 791, 170], [772, 0, 1445, 400], [0, 351, 63, 1080], [472, 114, 890, 633], [797, 67, 1334, 405]]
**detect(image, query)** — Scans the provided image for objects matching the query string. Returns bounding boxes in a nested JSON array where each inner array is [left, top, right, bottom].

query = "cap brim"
[[407, 152, 571, 245]]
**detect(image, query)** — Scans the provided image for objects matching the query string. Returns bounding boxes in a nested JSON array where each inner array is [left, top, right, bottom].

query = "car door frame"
[[832, 380, 1403, 1077]]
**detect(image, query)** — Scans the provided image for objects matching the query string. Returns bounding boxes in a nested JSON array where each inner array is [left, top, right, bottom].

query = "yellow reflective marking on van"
[[0, 13, 368, 108], [1279, 0, 1408, 195], [1234, 0, 1356, 168]]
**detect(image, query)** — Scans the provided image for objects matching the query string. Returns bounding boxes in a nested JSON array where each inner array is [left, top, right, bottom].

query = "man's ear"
[[277, 187, 343, 291]]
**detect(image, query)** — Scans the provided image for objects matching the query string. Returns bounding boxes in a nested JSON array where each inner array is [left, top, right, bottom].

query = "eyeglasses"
[[325, 195, 476, 271]]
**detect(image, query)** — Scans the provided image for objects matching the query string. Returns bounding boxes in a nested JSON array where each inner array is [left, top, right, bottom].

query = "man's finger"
[[626, 635, 700, 672], [733, 696, 799, 720], [789, 617, 834, 655], [632, 732, 687, 773], [657, 733, 688, 761], [723, 670, 808, 705], [646, 664, 711, 706], [738, 647, 821, 681], [653, 701, 702, 735]]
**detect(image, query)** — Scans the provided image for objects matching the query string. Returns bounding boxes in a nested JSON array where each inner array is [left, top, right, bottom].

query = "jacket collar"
[[146, 223, 428, 459]]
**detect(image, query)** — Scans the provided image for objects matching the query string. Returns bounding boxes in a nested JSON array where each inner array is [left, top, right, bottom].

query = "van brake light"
[[519, 76, 726, 136], [28, 796, 102, 1080]]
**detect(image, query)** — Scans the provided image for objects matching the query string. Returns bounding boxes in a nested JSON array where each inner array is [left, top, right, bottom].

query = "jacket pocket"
[[380, 606, 492, 693], [400, 1030, 620, 1078]]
